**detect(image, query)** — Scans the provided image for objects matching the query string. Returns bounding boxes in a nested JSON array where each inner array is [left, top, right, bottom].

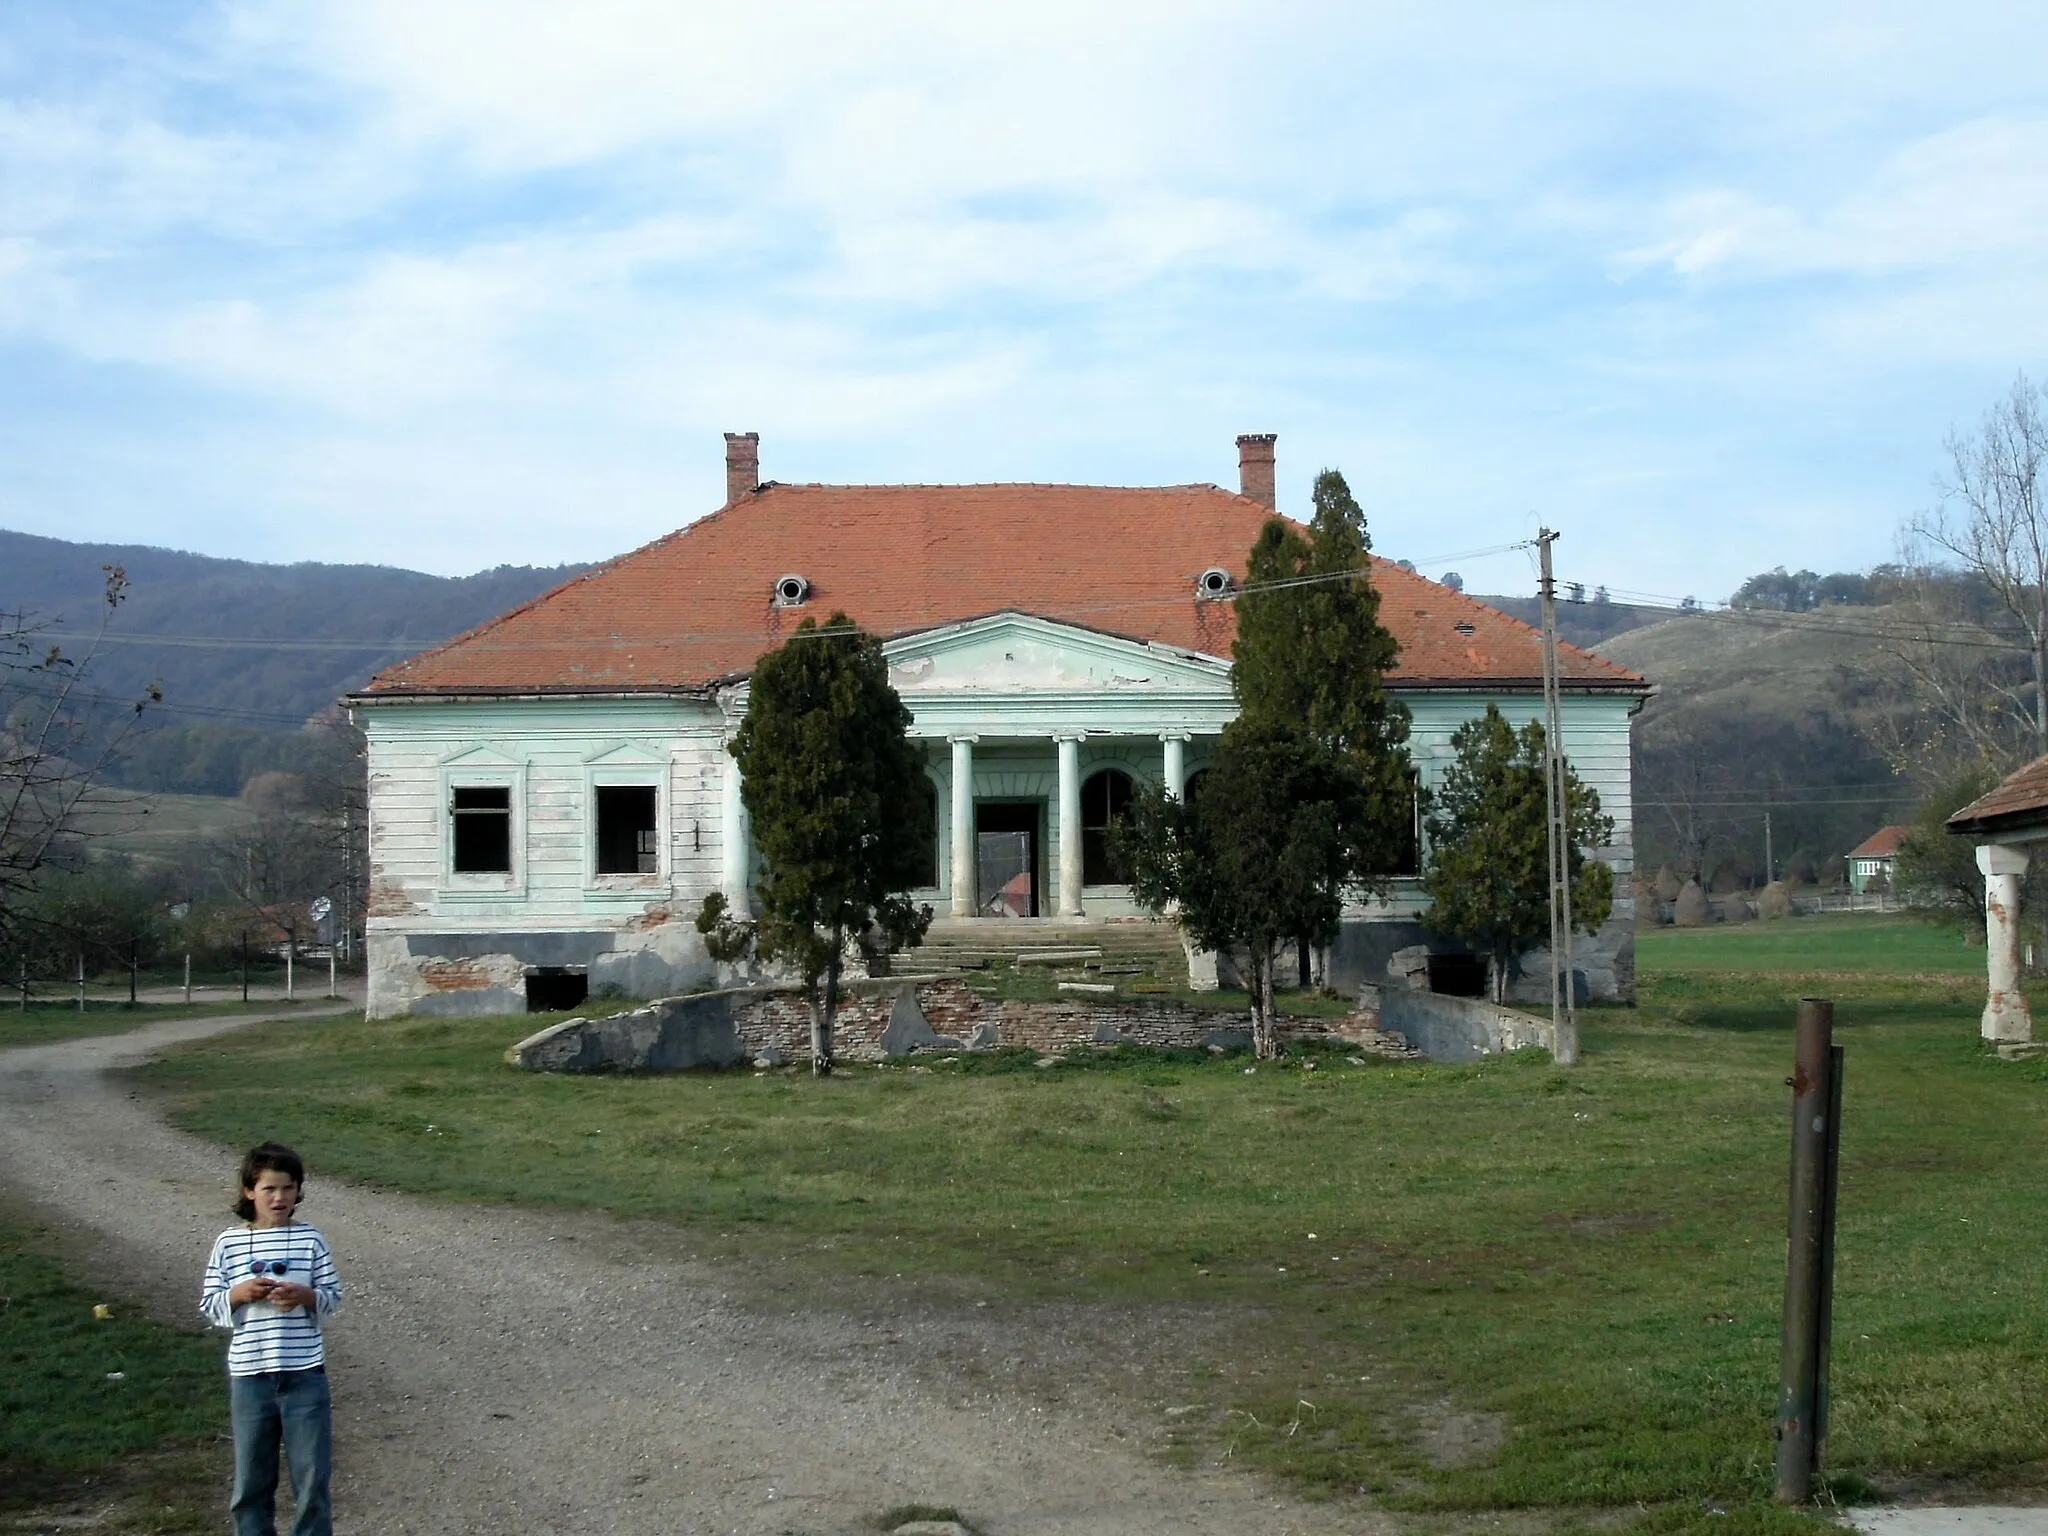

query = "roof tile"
[[361, 483, 1646, 697]]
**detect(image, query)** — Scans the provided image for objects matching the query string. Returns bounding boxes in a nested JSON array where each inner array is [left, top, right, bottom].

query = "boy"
[[200, 1142, 342, 1536]]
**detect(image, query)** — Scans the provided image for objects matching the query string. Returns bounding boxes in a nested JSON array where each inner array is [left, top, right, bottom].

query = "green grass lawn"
[[129, 913, 2048, 1529], [1637, 913, 1982, 977], [0, 1195, 227, 1532], [0, 999, 334, 1052]]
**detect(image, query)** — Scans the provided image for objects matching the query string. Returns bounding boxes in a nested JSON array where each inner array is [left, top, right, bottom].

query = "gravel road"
[[0, 1011, 1384, 1536]]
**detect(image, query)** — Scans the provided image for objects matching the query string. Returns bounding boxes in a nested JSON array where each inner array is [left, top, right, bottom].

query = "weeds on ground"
[[0, 1195, 227, 1532]]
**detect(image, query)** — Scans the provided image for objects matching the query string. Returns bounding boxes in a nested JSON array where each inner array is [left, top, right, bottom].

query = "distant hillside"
[[1592, 605, 1926, 887], [1, 528, 585, 795], [1472, 594, 1663, 651]]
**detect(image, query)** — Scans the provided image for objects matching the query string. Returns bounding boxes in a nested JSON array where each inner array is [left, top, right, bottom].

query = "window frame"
[[584, 764, 667, 889], [439, 764, 527, 896], [1079, 766, 1137, 889]]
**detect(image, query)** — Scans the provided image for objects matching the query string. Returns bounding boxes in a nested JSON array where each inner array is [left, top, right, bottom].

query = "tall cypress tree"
[[1232, 470, 1408, 766], [711, 614, 934, 1076], [1231, 469, 1414, 890]]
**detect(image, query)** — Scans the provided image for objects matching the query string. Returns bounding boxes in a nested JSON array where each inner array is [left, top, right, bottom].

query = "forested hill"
[[1, 528, 585, 794]]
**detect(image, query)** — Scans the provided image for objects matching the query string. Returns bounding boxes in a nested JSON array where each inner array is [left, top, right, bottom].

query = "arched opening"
[[1081, 768, 1135, 886], [1183, 769, 1211, 806]]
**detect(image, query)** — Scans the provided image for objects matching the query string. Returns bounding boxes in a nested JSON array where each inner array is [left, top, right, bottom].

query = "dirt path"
[[0, 1012, 1384, 1536]]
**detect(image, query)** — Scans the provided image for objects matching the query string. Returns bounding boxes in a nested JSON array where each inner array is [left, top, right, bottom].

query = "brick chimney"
[[1236, 433, 1276, 508], [724, 431, 760, 505]]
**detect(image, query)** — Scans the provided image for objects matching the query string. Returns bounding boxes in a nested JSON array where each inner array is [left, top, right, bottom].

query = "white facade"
[[358, 613, 1643, 1018]]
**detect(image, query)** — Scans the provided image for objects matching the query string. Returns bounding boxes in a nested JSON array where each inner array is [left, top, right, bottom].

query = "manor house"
[[347, 433, 1647, 1019]]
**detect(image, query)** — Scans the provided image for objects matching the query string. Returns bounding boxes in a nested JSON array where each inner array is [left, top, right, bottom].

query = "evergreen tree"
[[1232, 470, 1410, 775], [1121, 720, 1373, 1058], [1422, 705, 1614, 1002], [713, 614, 934, 1075], [1223, 466, 1416, 951]]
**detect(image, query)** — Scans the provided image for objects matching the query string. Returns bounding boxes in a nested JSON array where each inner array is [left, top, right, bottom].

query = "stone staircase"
[[895, 917, 1189, 987]]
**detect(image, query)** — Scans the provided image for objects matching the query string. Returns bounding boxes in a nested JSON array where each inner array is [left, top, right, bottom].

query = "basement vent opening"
[[525, 968, 588, 1013], [774, 573, 811, 607], [1195, 567, 1235, 600]]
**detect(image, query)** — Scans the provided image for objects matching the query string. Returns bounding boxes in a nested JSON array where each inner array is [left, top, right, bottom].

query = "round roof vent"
[[774, 573, 811, 607], [1195, 567, 1235, 600]]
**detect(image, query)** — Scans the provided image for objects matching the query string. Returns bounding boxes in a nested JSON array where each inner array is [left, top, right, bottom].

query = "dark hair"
[[235, 1142, 306, 1221]]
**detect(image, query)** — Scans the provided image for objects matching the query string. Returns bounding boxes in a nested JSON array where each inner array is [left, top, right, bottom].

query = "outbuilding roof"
[[1846, 825, 1912, 859], [1948, 754, 2048, 839], [355, 481, 1647, 699]]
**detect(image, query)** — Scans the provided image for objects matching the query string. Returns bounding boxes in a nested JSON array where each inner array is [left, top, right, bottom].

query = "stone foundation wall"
[[367, 919, 725, 1019], [506, 976, 1496, 1073]]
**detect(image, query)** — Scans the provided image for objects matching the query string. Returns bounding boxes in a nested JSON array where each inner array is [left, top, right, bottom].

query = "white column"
[[1056, 733, 1085, 919], [1161, 733, 1189, 801], [1977, 843, 2033, 1043], [720, 742, 751, 917], [950, 736, 977, 918]]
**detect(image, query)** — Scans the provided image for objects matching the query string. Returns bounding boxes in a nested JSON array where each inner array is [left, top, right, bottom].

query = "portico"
[[886, 612, 1237, 921]]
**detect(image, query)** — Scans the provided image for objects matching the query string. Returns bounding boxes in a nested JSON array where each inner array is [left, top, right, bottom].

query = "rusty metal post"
[[1775, 997, 1836, 1502], [1814, 1041, 1845, 1464]]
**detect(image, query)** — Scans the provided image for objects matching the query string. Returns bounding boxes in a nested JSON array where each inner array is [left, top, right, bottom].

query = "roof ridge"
[[757, 480, 1240, 493]]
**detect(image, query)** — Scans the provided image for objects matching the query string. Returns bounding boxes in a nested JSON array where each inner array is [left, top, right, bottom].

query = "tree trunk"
[[1250, 943, 1278, 1060], [2035, 634, 2048, 758], [811, 931, 842, 1078]]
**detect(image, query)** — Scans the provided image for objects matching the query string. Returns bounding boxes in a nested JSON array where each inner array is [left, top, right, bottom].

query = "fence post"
[[240, 934, 248, 1004], [184, 953, 192, 1006], [1775, 997, 1842, 1502], [128, 940, 138, 1008], [18, 959, 26, 1012], [76, 954, 85, 1013], [327, 949, 337, 1000], [286, 944, 294, 1002]]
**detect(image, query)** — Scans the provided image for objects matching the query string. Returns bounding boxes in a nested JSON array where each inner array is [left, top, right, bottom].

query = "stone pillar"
[[720, 742, 750, 917], [949, 736, 977, 918], [1977, 843, 2033, 1043], [1161, 733, 1189, 801], [1056, 732, 1085, 919]]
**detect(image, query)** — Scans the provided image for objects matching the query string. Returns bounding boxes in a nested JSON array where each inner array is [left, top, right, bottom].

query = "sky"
[[3, 2, 2046, 606]]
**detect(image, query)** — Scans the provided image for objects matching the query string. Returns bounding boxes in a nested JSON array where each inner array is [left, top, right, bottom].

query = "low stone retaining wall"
[[506, 976, 1438, 1072], [1361, 983, 1557, 1064]]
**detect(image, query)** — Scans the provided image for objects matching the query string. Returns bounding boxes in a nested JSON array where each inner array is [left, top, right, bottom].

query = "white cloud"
[[4, 0, 2048, 600]]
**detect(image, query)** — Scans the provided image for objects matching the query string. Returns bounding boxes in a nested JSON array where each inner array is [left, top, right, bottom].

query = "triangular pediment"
[[882, 612, 1231, 696], [439, 743, 522, 768], [583, 741, 669, 767]]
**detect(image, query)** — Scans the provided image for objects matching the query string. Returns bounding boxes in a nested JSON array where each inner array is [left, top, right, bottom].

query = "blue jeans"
[[229, 1367, 332, 1536]]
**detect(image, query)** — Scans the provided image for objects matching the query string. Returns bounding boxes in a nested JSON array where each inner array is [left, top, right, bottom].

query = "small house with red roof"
[[1844, 825, 1911, 894], [346, 433, 1649, 1019]]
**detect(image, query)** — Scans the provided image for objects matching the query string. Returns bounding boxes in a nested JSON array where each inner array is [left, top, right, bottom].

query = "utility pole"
[[1537, 530, 1579, 1065]]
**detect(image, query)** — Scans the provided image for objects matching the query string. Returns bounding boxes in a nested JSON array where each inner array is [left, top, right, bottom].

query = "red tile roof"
[[1948, 754, 2048, 836], [1846, 825, 1912, 859], [357, 482, 1647, 698]]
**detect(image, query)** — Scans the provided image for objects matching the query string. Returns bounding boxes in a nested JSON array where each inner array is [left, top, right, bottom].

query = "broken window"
[[595, 785, 659, 875], [1360, 769, 1422, 877], [1081, 768, 1135, 885], [450, 785, 512, 874]]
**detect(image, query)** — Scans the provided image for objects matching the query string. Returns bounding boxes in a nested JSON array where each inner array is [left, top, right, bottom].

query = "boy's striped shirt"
[[199, 1222, 341, 1375]]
